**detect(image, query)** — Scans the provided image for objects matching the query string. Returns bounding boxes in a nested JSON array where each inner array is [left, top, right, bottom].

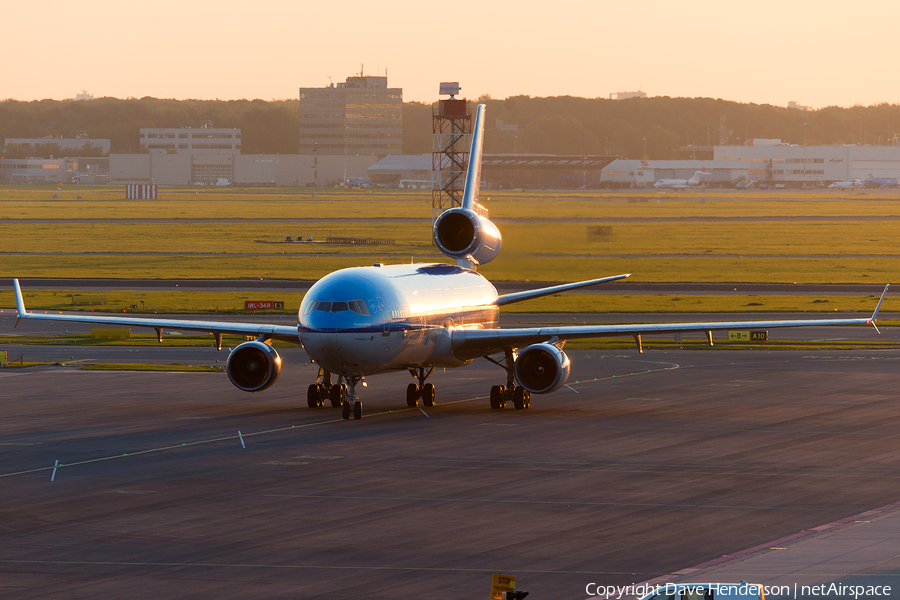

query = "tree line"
[[2, 96, 899, 159]]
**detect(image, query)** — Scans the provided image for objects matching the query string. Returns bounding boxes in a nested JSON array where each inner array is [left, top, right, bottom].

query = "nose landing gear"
[[339, 375, 364, 420]]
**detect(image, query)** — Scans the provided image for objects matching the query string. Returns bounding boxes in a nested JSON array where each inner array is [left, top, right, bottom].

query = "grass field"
[[3, 184, 900, 296]]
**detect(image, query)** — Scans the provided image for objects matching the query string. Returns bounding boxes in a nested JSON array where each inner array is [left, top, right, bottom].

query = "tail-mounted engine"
[[226, 340, 282, 392], [514, 343, 571, 394], [432, 205, 501, 266]]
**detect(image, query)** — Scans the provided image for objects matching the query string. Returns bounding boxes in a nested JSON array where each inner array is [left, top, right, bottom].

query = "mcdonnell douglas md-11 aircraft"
[[12, 105, 890, 420]]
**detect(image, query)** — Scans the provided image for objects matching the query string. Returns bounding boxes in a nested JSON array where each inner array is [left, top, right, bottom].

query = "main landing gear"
[[307, 368, 344, 409], [406, 367, 435, 408], [307, 366, 364, 420], [487, 349, 531, 410]]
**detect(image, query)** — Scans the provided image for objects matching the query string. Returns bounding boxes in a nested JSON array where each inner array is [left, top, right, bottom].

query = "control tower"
[[432, 83, 471, 224]]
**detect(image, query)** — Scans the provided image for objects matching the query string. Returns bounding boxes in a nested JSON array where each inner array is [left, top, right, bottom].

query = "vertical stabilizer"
[[461, 104, 485, 211]]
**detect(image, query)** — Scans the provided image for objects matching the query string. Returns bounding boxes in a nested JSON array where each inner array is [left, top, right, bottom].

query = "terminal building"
[[299, 74, 402, 156]]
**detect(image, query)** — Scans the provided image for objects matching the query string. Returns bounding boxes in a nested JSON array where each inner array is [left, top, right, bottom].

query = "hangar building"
[[600, 159, 749, 188]]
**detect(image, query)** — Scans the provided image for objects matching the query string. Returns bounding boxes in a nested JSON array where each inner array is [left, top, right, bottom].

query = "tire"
[[341, 402, 350, 420], [327, 384, 340, 408], [513, 387, 526, 410], [307, 384, 320, 408], [490, 385, 503, 409], [422, 383, 435, 407], [523, 389, 531, 409], [330, 384, 343, 407], [353, 401, 362, 420], [406, 383, 419, 407]]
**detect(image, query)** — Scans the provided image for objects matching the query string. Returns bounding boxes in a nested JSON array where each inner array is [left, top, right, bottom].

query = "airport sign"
[[490, 573, 515, 599]]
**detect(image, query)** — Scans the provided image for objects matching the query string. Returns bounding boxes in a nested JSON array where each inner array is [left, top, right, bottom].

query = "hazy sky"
[[6, 0, 898, 108]]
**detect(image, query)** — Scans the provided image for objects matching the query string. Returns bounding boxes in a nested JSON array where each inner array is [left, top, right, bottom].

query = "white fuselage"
[[298, 263, 499, 377]]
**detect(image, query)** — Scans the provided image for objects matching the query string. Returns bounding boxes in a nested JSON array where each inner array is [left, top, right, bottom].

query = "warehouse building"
[[109, 153, 376, 186], [5, 137, 111, 155], [368, 154, 615, 189], [299, 74, 402, 156], [0, 157, 109, 184]]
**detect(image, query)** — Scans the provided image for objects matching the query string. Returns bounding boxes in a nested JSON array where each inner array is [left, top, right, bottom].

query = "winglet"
[[13, 278, 26, 327], [870, 284, 889, 322]]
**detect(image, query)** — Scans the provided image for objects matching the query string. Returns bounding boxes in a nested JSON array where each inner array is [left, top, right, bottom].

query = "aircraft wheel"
[[422, 383, 436, 407], [490, 385, 503, 409], [406, 383, 419, 407], [353, 401, 362, 420], [330, 384, 344, 406], [523, 389, 531, 409], [307, 384, 320, 408], [513, 387, 527, 410], [341, 402, 350, 420], [327, 384, 340, 408]]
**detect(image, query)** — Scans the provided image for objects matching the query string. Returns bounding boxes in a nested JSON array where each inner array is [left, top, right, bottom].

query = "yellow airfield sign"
[[728, 330, 768, 342], [490, 573, 516, 599]]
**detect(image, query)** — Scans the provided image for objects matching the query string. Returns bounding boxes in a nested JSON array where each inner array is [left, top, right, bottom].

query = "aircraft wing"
[[496, 273, 630, 306], [12, 279, 299, 345], [453, 284, 889, 357]]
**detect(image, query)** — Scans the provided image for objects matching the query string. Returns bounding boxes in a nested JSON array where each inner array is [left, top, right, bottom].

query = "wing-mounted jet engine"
[[514, 342, 571, 394], [226, 340, 282, 392]]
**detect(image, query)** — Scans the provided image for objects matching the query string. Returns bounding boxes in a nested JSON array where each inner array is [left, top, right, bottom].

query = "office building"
[[299, 75, 402, 156]]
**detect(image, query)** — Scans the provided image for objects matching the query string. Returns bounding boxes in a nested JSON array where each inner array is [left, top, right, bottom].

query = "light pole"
[[801, 122, 810, 189]]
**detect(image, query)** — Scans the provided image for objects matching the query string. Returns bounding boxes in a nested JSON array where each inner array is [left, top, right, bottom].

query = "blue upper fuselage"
[[298, 263, 500, 335]]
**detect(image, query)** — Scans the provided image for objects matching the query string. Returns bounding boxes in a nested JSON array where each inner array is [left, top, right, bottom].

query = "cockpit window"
[[348, 300, 371, 316], [304, 299, 371, 316]]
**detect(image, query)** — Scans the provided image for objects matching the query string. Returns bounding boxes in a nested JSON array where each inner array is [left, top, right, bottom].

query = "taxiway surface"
[[2, 347, 900, 599]]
